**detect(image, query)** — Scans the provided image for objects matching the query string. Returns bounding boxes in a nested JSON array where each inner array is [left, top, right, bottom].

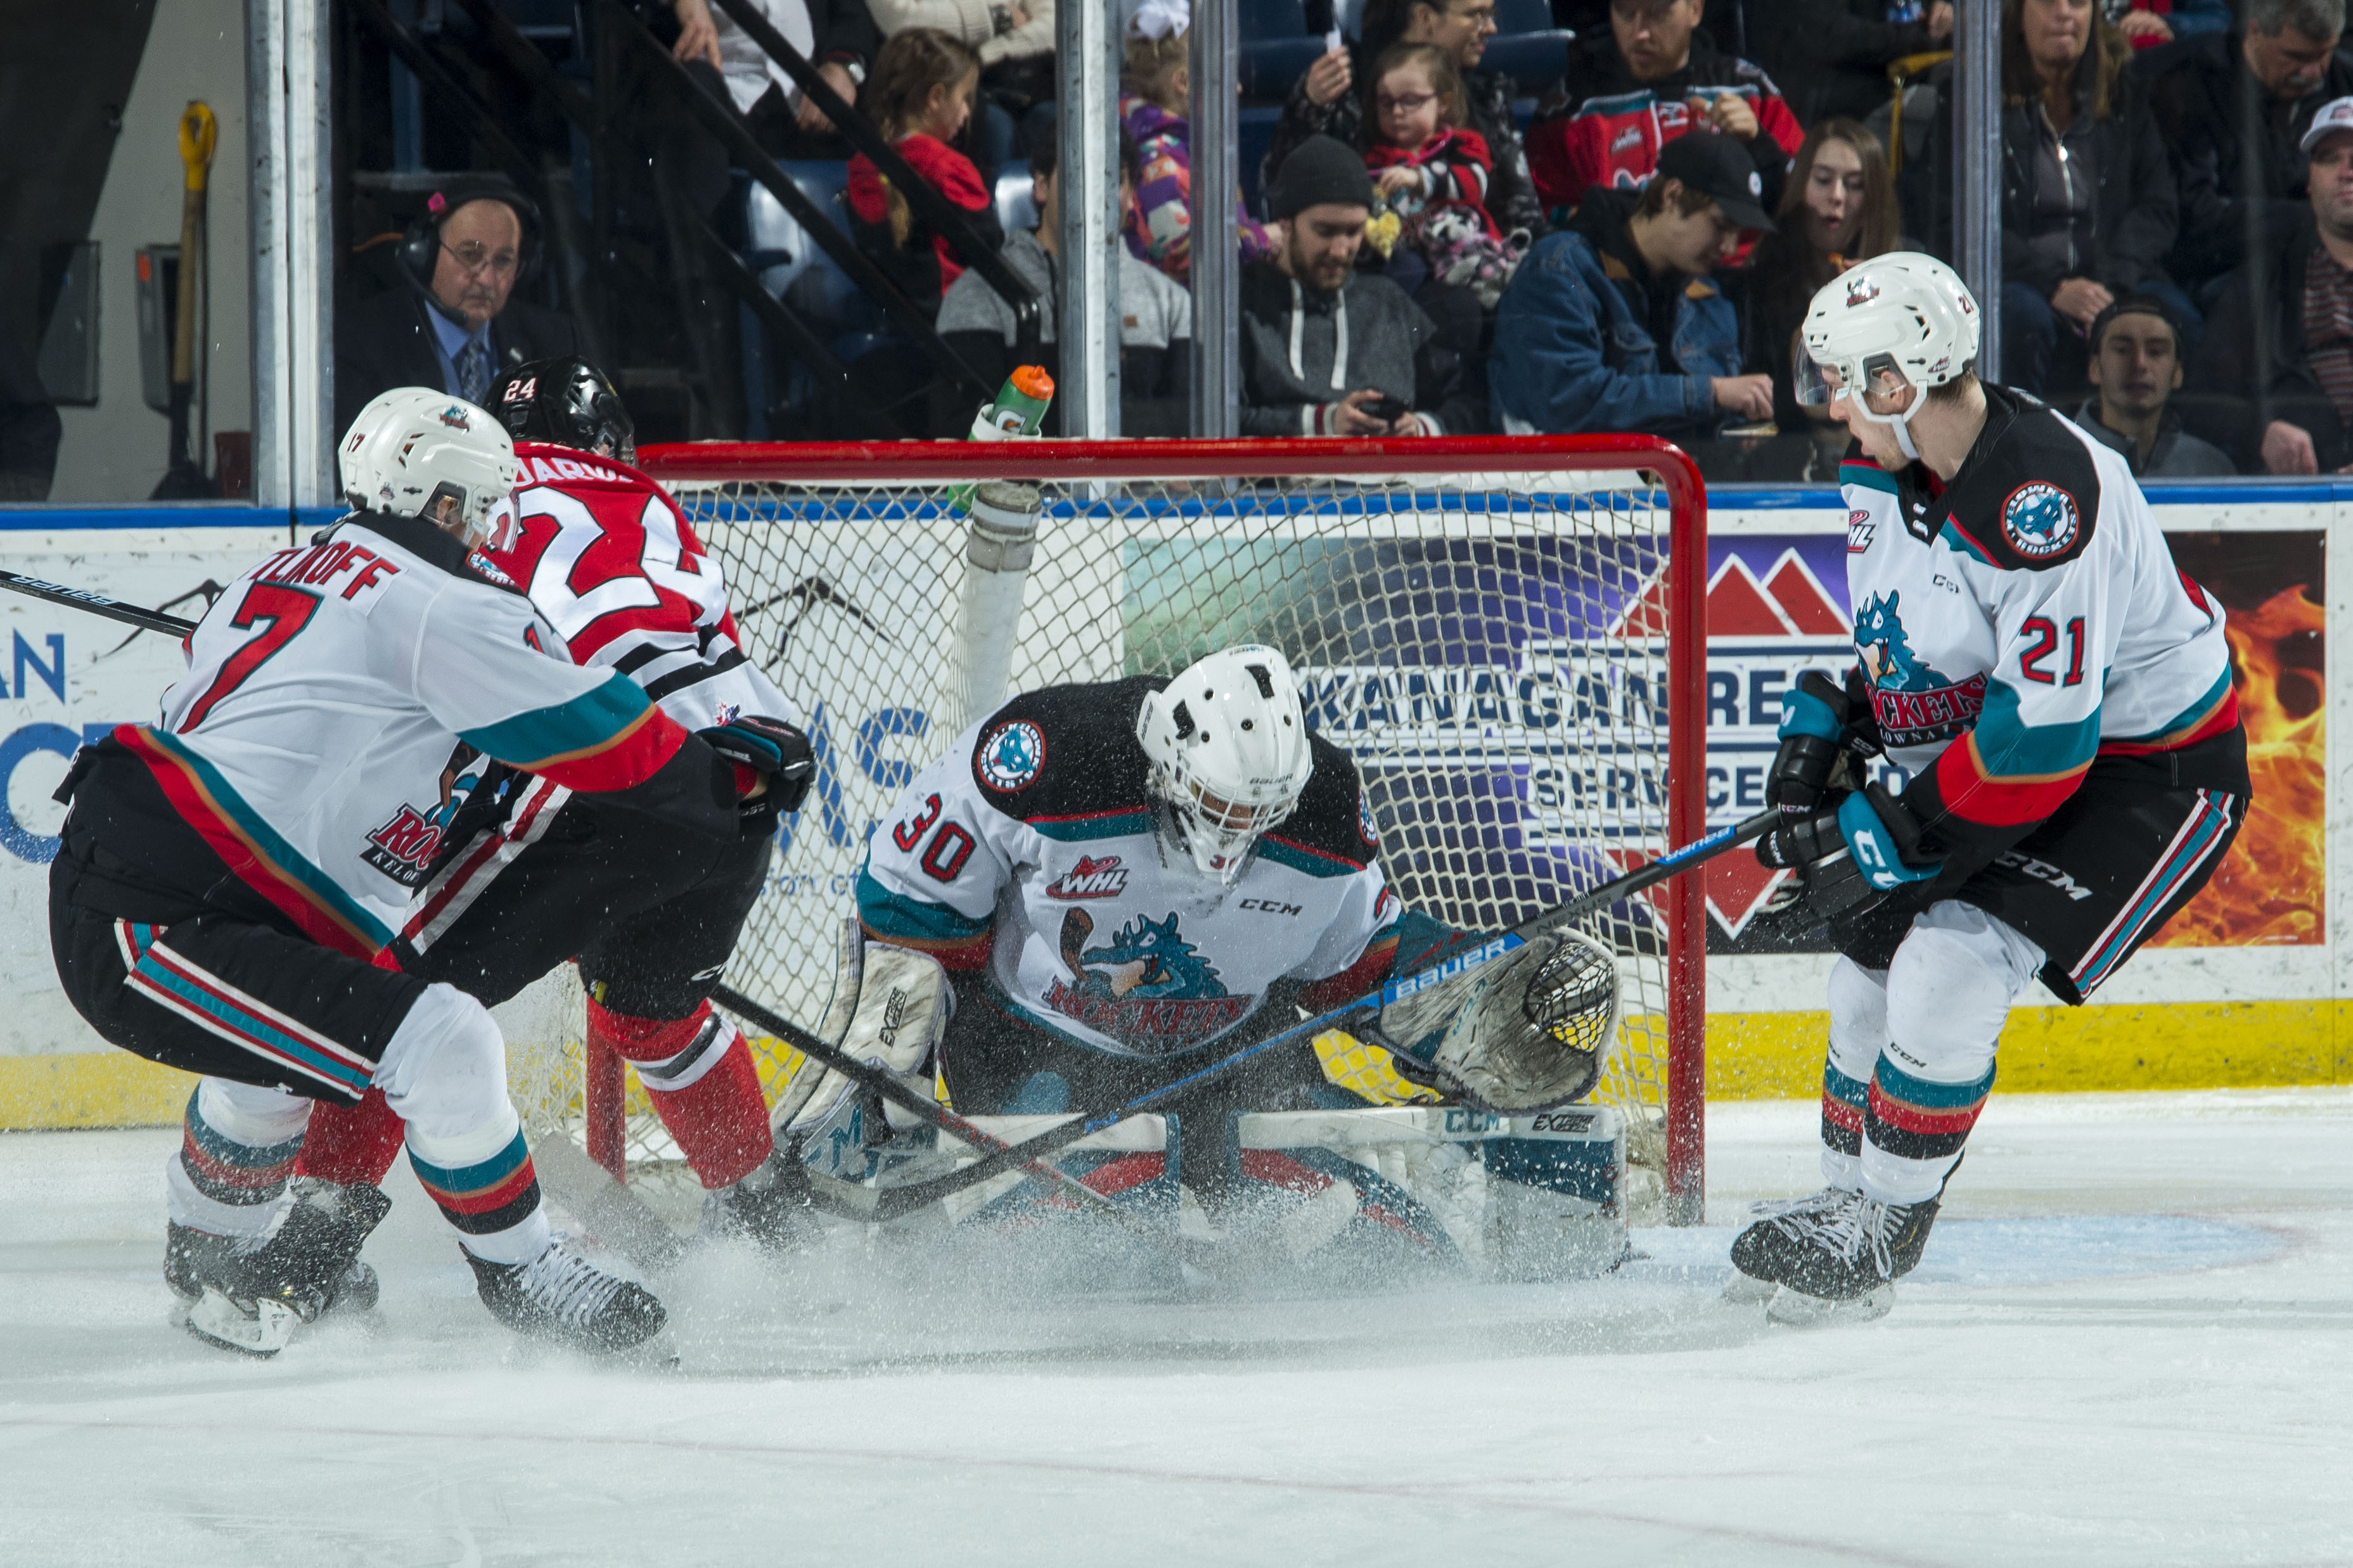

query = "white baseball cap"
[[2299, 95, 2353, 153]]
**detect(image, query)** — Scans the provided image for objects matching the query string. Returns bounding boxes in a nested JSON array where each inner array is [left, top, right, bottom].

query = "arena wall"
[[2, 483, 2343, 1128]]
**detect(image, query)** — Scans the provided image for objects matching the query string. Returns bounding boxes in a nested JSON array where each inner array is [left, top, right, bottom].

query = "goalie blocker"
[[811, 647, 1620, 1237]]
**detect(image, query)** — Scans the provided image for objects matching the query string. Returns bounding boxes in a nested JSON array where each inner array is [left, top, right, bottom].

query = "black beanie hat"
[[1267, 135, 1376, 220]]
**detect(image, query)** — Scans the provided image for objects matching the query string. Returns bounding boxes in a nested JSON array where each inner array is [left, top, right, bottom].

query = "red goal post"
[[633, 434, 1711, 1220]]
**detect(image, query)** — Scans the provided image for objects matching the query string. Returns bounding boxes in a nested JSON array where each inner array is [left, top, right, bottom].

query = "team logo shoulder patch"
[[1358, 786, 1380, 848], [2000, 481, 2081, 561], [1846, 508, 1875, 554], [976, 719, 1045, 792], [1046, 855, 1127, 900]]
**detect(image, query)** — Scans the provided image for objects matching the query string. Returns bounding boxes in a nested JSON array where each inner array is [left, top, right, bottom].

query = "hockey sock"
[[375, 983, 550, 1266], [167, 1078, 313, 1240], [295, 1088, 407, 1187], [1819, 958, 1891, 1192], [1861, 1055, 1995, 1203], [587, 997, 774, 1189]]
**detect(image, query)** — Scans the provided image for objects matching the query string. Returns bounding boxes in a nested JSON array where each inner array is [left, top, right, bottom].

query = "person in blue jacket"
[[1489, 131, 1777, 441]]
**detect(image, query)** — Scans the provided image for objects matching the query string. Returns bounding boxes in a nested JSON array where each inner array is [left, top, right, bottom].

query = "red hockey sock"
[[587, 998, 775, 1189], [296, 1087, 408, 1187]]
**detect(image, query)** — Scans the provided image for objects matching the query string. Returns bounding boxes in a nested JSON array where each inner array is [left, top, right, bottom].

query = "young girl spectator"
[[845, 28, 1003, 314], [1120, 18, 1275, 283], [1358, 40, 1523, 305], [1743, 119, 1901, 461]]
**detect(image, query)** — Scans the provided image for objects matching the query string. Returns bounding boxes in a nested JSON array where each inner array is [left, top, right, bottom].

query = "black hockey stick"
[[711, 806, 1779, 1223], [0, 571, 201, 637]]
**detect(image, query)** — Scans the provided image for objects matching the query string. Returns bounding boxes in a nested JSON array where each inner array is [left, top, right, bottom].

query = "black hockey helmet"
[[487, 358, 636, 464]]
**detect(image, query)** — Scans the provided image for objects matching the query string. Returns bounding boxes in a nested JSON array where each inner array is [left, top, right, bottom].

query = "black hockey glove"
[[696, 716, 816, 812], [1762, 669, 1882, 820], [1757, 782, 1941, 924]]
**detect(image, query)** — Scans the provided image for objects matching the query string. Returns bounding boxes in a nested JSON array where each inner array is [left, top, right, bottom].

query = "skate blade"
[[1721, 1272, 1779, 1306], [178, 1287, 298, 1357], [1766, 1282, 1895, 1327]]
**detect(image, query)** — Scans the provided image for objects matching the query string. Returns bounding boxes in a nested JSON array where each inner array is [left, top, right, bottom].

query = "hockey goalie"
[[776, 643, 1632, 1275]]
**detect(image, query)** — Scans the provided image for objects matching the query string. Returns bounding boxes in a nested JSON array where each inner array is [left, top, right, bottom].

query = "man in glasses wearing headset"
[[1731, 252, 2250, 1323], [337, 174, 579, 435]]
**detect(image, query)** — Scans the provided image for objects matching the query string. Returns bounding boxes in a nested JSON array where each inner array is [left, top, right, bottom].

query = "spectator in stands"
[[335, 177, 576, 437], [1488, 130, 1773, 438], [2195, 94, 2353, 473], [1755, 1, 1954, 126], [1740, 120, 1901, 460], [1523, 0, 1805, 225], [1263, 0, 1546, 238], [1121, 15, 1277, 283], [2113, 0, 2232, 50], [933, 127, 1194, 437], [862, 0, 1056, 181], [2141, 0, 2353, 306], [1238, 136, 1480, 435], [845, 29, 1002, 313], [1361, 41, 1523, 304], [2072, 294, 2235, 475], [1906, 0, 2183, 399], [667, 0, 878, 159]]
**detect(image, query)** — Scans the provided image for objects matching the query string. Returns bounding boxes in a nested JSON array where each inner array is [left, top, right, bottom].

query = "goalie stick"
[[708, 805, 1778, 1223]]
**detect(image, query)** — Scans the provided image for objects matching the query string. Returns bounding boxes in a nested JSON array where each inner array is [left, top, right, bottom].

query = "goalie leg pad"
[[785, 940, 952, 1163]]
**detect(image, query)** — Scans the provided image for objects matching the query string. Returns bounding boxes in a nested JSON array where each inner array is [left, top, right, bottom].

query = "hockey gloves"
[[1763, 668, 1881, 819], [1374, 931, 1613, 1113], [776, 934, 951, 1182], [696, 715, 815, 812], [1759, 782, 1942, 922]]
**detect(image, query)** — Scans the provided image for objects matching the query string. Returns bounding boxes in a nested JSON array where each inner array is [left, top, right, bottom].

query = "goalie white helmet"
[[337, 387, 522, 549], [1795, 251, 1980, 462], [1136, 644, 1316, 885]]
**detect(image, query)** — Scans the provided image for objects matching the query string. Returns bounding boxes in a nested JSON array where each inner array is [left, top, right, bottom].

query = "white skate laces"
[[516, 1239, 631, 1329], [1771, 1190, 1901, 1280]]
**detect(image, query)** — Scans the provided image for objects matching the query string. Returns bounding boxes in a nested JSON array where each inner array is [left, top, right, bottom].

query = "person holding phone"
[[1240, 137, 1482, 436]]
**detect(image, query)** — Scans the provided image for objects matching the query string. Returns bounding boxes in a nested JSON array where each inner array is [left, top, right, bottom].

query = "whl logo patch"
[[1047, 855, 1128, 900], [362, 803, 447, 888]]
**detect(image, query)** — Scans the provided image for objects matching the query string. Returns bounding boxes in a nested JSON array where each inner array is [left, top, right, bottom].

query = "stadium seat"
[[994, 160, 1037, 236], [1240, 39, 1331, 102], [1481, 0, 1574, 93], [1239, 0, 1311, 40]]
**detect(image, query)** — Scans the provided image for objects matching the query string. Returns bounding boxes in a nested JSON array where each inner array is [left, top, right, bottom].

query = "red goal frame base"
[[638, 435, 1710, 1223]]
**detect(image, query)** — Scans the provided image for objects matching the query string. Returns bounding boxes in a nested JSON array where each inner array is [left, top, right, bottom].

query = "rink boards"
[[0, 483, 2345, 1126]]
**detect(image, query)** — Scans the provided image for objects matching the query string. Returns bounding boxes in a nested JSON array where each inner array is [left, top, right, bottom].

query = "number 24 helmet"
[[1136, 645, 1318, 886]]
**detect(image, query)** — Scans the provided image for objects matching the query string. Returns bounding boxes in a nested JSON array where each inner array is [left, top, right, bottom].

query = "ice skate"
[[165, 1180, 392, 1353], [1729, 1187, 1940, 1306], [467, 1237, 667, 1352], [700, 1150, 821, 1254]]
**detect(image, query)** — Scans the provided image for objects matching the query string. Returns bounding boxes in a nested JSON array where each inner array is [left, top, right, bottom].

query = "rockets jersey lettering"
[[859, 677, 1399, 1059], [493, 442, 798, 731], [140, 513, 689, 954], [1839, 387, 2235, 842]]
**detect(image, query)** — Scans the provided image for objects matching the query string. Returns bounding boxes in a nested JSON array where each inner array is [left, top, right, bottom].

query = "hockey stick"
[[0, 571, 200, 637], [712, 806, 1779, 1223]]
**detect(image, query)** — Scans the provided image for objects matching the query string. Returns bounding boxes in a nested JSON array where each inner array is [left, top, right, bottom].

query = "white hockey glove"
[[1375, 930, 1619, 1114], [778, 924, 952, 1173]]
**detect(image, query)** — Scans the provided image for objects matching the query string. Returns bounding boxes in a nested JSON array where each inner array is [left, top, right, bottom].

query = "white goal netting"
[[508, 450, 1702, 1218]]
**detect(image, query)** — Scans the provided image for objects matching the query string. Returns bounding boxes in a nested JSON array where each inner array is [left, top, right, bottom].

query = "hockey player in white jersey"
[[1729, 255, 2250, 1319], [47, 389, 788, 1354], [782, 644, 1602, 1233]]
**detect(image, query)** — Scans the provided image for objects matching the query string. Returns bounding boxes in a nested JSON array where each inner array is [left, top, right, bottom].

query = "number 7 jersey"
[[1840, 385, 2237, 870]]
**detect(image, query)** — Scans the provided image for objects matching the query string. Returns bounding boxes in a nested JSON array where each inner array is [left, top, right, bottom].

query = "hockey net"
[[506, 437, 1708, 1223]]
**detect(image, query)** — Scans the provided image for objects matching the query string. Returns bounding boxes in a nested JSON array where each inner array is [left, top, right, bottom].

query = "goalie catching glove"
[[1371, 929, 1619, 1114], [773, 922, 952, 1174]]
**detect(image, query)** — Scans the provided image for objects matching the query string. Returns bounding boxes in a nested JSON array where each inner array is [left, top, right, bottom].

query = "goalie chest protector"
[[861, 675, 1400, 1059]]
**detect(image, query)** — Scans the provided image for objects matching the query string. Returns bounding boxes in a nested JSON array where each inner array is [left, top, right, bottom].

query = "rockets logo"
[[1047, 855, 1129, 900], [975, 719, 1045, 791], [437, 404, 472, 430], [1843, 276, 1880, 307], [361, 803, 448, 888], [2001, 482, 2081, 560]]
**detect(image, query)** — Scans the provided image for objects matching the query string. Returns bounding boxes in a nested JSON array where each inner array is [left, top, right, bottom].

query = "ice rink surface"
[[3, 1088, 2348, 1567]]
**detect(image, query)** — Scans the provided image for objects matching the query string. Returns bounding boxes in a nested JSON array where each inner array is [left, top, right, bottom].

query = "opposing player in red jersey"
[[291, 360, 819, 1262]]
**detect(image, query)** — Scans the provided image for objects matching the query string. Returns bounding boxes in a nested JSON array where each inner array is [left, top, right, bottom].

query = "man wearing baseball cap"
[[2195, 91, 2353, 472], [1489, 130, 1776, 442]]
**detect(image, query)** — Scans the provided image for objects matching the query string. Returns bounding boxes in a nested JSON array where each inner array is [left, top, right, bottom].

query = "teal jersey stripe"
[[459, 672, 651, 768], [855, 864, 991, 941], [1873, 1055, 1996, 1109], [141, 730, 396, 948], [407, 1129, 531, 1195], [2110, 666, 2232, 746], [1257, 836, 1366, 879], [1840, 462, 1899, 497], [136, 955, 372, 1092], [1937, 519, 1995, 565], [1972, 679, 2101, 779], [1029, 809, 1154, 843]]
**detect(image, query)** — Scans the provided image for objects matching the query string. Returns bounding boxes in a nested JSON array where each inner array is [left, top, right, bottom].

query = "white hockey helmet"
[[1795, 251, 1980, 462], [1136, 644, 1318, 885], [337, 387, 523, 549]]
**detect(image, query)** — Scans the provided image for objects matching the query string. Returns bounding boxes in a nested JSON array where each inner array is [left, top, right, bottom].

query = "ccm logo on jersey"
[[1238, 898, 1302, 916], [2001, 482, 2081, 559], [1046, 855, 1129, 900]]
